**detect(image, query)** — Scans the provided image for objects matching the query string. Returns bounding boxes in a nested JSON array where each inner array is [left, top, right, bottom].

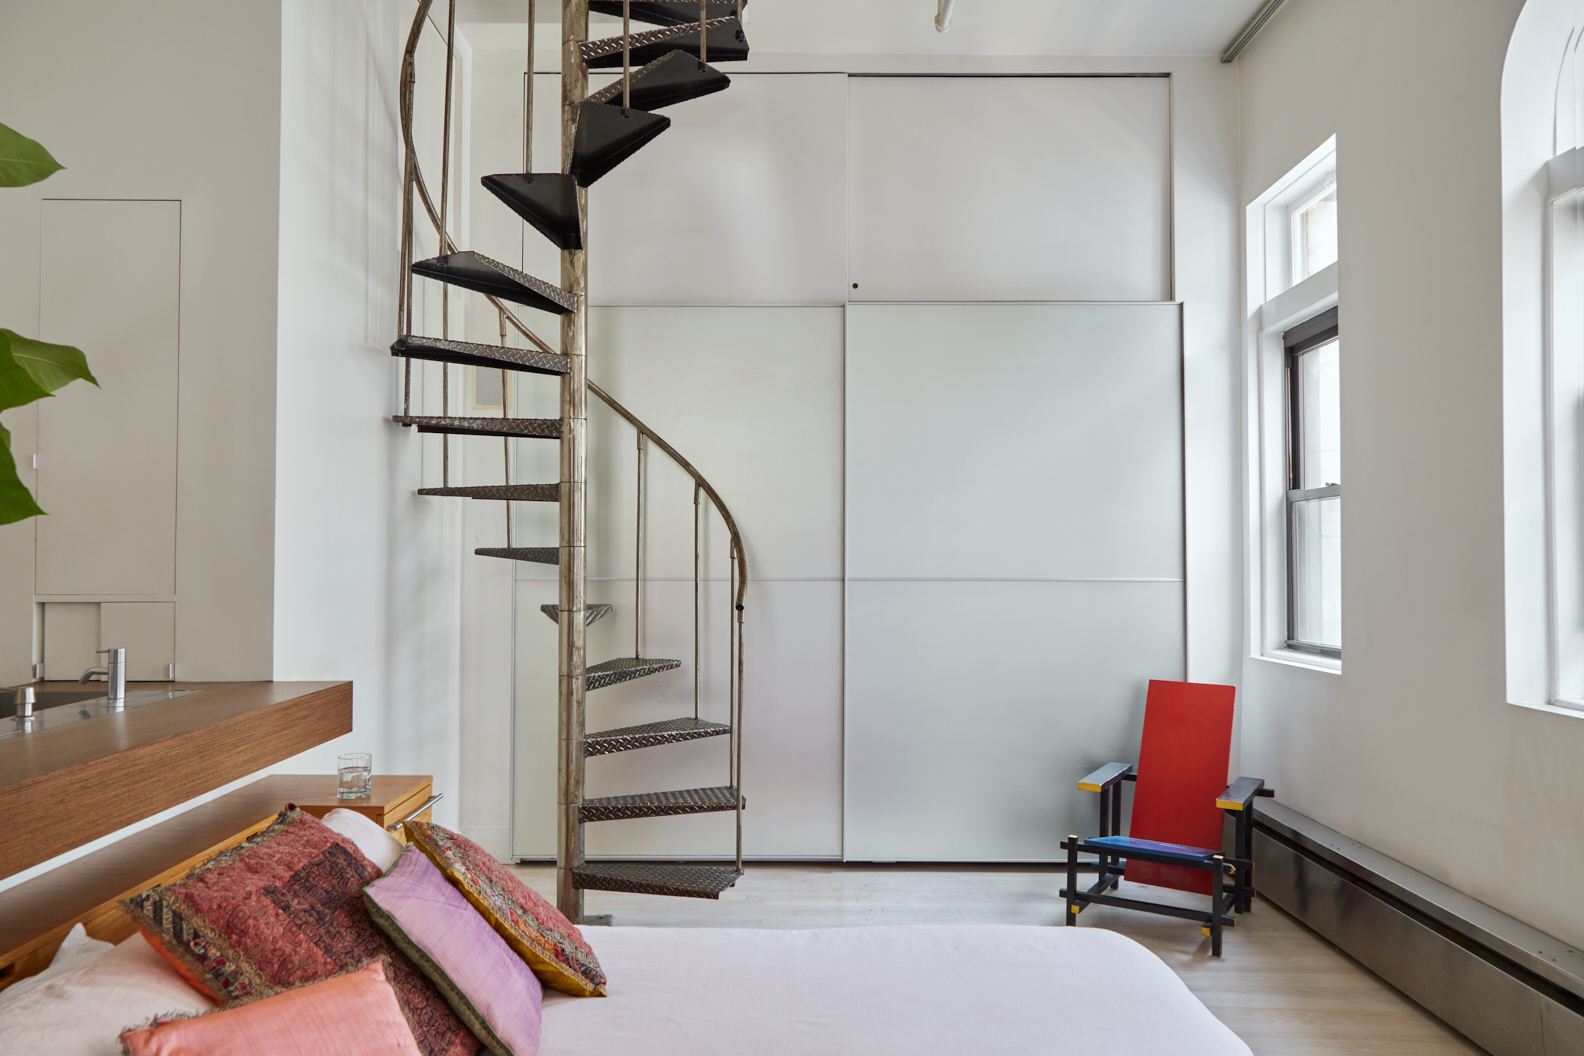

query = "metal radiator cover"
[[1254, 823, 1584, 1056]]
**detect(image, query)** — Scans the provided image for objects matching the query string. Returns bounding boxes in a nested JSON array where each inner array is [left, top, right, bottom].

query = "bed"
[[0, 777, 1251, 1056]]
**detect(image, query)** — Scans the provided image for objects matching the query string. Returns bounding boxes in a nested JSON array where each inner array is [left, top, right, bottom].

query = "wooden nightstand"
[[269, 774, 436, 841]]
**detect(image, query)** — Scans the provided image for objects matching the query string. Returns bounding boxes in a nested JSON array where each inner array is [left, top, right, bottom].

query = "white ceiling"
[[456, 0, 1267, 57]]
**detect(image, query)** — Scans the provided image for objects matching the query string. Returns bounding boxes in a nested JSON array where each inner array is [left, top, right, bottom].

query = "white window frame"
[[1245, 137, 1341, 673]]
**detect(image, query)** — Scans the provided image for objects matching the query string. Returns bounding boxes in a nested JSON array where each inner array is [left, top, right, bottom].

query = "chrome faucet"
[[80, 647, 126, 705]]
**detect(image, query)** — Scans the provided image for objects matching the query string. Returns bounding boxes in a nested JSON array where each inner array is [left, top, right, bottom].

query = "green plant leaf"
[[1, 329, 96, 393], [0, 123, 64, 187], [0, 331, 52, 414], [0, 422, 44, 524]]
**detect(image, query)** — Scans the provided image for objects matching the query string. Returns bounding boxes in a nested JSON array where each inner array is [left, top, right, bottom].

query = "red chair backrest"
[[1124, 679, 1236, 895]]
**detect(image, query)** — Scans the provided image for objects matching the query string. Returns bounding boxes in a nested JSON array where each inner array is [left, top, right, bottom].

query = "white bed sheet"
[[540, 925, 1250, 1055]]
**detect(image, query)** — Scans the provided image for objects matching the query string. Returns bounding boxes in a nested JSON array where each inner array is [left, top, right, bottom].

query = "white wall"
[[1237, 0, 1584, 948], [272, 0, 470, 826], [0, 0, 282, 685]]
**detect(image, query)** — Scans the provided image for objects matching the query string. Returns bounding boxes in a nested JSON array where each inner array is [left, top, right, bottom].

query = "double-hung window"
[[1246, 137, 1339, 669], [1283, 309, 1341, 657]]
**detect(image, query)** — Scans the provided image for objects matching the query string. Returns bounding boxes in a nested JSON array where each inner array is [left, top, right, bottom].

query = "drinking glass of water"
[[338, 753, 372, 799]]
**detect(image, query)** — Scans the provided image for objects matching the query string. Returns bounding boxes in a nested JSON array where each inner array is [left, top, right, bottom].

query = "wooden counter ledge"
[[0, 681, 352, 879]]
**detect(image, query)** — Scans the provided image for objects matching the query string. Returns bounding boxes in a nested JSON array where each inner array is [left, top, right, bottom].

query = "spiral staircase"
[[395, 0, 751, 922]]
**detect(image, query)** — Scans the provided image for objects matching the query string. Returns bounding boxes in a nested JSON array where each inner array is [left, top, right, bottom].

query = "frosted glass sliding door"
[[844, 303, 1184, 861]]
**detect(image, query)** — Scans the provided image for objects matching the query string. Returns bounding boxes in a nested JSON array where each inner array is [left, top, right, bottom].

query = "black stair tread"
[[571, 102, 671, 187], [541, 603, 614, 627], [572, 862, 742, 899], [585, 716, 731, 757], [418, 484, 559, 501], [581, 16, 748, 68], [481, 173, 582, 251], [475, 547, 558, 564], [586, 655, 682, 691], [411, 250, 576, 315], [580, 785, 740, 823], [587, 51, 730, 111], [391, 334, 568, 376], [393, 415, 561, 439], [589, 1, 746, 28]]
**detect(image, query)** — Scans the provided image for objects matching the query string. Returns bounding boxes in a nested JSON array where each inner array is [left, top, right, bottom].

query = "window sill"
[[1254, 647, 1342, 675], [1509, 698, 1584, 721]]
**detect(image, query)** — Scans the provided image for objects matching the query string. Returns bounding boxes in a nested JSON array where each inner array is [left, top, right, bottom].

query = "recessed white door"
[[36, 199, 180, 597]]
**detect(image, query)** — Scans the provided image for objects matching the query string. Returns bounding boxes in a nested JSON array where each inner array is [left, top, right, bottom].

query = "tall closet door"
[[843, 303, 1184, 861]]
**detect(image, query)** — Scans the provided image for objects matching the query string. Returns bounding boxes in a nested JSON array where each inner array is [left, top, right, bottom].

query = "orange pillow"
[[119, 960, 422, 1056]]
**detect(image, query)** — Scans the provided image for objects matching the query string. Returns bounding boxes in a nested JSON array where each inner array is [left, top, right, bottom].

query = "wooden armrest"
[[1217, 776, 1272, 811], [1078, 762, 1134, 793]]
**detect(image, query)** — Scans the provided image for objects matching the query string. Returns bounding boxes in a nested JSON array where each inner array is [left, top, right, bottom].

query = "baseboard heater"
[[1253, 801, 1584, 1055]]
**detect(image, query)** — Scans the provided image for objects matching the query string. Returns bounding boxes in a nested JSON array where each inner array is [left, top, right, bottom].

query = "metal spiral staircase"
[[395, 0, 751, 923]]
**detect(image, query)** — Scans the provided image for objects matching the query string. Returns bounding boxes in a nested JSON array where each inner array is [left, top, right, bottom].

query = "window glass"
[[1291, 183, 1338, 283], [1287, 326, 1340, 656], [1297, 339, 1341, 488], [1291, 495, 1342, 649]]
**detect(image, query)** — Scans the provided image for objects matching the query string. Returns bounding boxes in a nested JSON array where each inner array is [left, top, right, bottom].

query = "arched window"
[[1503, 0, 1584, 717]]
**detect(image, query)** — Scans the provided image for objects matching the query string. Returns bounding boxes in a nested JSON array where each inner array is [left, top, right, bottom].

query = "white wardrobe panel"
[[843, 580, 1184, 861], [36, 200, 180, 596], [513, 306, 845, 860], [514, 579, 843, 860], [844, 302, 1184, 861], [586, 74, 849, 305], [584, 306, 845, 581], [847, 303, 1182, 581], [848, 76, 1170, 302]]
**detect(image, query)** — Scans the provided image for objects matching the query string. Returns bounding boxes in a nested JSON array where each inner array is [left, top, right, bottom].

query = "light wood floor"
[[510, 862, 1485, 1056]]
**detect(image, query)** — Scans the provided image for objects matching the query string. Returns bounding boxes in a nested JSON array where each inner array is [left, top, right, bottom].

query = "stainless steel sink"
[[1, 688, 106, 719], [2, 687, 199, 736]]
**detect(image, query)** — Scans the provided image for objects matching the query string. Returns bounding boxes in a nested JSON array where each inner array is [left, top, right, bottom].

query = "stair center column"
[[557, 0, 590, 923]]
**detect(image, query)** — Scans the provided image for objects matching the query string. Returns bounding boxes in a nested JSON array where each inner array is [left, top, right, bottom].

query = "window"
[[1284, 309, 1341, 657], [1290, 178, 1338, 285], [1246, 136, 1339, 670]]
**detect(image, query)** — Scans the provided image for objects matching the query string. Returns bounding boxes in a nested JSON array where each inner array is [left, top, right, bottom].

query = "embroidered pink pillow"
[[120, 960, 421, 1056], [405, 821, 605, 997], [122, 809, 479, 1056], [365, 847, 543, 1056]]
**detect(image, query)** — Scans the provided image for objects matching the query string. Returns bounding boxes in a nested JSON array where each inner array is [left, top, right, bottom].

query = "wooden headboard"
[[0, 778, 302, 992]]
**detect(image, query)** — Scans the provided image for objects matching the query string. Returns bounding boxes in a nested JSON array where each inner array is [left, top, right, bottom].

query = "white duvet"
[[541, 925, 1251, 1056]]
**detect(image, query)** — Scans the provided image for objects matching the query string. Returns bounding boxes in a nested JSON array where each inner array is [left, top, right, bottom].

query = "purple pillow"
[[365, 847, 544, 1056]]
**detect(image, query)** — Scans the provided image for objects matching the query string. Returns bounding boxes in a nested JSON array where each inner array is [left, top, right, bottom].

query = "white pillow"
[[321, 807, 404, 872], [0, 924, 114, 1007], [0, 932, 214, 1056]]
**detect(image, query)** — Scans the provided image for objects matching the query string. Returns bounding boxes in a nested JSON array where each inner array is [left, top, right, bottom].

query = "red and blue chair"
[[1060, 679, 1272, 956]]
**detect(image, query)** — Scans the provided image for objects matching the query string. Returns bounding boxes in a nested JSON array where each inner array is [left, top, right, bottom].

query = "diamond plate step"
[[572, 862, 743, 899], [580, 16, 747, 68], [481, 173, 582, 251], [589, 1, 746, 28], [580, 785, 740, 823], [475, 547, 558, 565], [391, 334, 569, 376], [587, 51, 730, 111], [585, 717, 731, 756], [393, 415, 561, 439], [570, 102, 670, 187], [586, 655, 681, 691], [419, 484, 559, 501], [541, 603, 614, 627], [411, 250, 576, 315]]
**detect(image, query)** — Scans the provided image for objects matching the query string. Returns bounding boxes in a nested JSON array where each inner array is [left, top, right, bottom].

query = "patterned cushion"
[[365, 847, 543, 1056], [122, 809, 479, 1056], [120, 959, 422, 1056], [404, 821, 605, 997]]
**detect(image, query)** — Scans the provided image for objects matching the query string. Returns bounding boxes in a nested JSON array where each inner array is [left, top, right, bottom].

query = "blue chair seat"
[[1084, 835, 1218, 864]]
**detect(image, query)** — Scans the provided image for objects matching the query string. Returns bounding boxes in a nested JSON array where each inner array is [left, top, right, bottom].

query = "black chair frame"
[[1058, 766, 1274, 957]]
